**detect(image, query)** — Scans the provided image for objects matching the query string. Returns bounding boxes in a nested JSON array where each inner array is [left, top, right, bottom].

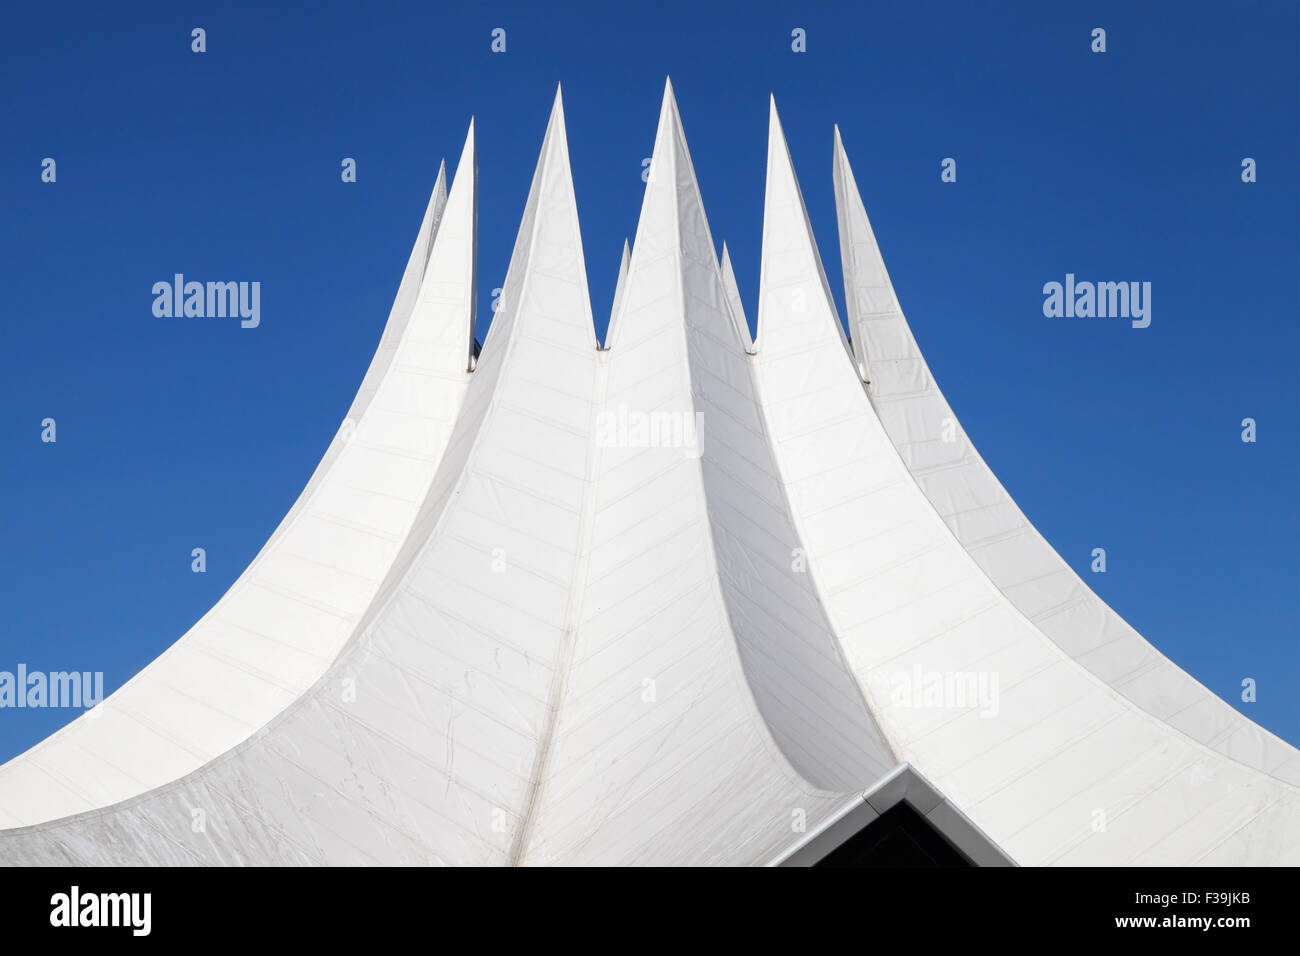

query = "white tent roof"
[[757, 103, 1300, 865], [1, 82, 1295, 866], [831, 125, 1300, 789], [0, 131, 477, 829]]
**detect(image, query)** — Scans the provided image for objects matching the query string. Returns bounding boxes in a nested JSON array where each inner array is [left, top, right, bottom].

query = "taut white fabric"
[[831, 126, 1300, 790], [607, 237, 630, 341], [0, 85, 892, 865], [752, 102, 1300, 865], [720, 241, 754, 353], [0, 134, 477, 829], [1, 86, 1293, 867], [520, 82, 894, 865]]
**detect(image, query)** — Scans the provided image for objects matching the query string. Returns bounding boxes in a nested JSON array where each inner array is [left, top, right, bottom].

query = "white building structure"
[[1, 83, 1295, 866]]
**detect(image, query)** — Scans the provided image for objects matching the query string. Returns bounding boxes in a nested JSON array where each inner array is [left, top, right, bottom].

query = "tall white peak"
[[831, 125, 1300, 788], [720, 241, 754, 352], [414, 119, 478, 373], [607, 237, 630, 339], [519, 80, 895, 866], [0, 90, 606, 866], [0, 134, 476, 829], [751, 107, 1300, 866], [754, 97, 1300, 868], [338, 84, 605, 865], [754, 97, 855, 370]]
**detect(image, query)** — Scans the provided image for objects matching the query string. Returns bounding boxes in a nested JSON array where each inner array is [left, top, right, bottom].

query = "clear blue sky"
[[1, 1, 1296, 762]]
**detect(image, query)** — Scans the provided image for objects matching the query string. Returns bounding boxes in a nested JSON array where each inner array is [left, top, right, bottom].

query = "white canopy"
[[1, 82, 1294, 866]]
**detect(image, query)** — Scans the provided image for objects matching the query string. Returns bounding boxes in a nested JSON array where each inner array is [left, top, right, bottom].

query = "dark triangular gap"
[[814, 802, 974, 867]]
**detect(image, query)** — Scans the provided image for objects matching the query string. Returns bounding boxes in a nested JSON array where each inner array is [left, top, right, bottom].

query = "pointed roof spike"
[[478, 82, 597, 359], [720, 242, 755, 353], [440, 119, 476, 207], [433, 158, 447, 200], [609, 81, 741, 352], [419, 160, 449, 272], [605, 80, 696, 349], [831, 124, 1300, 791], [660, 77, 721, 263], [658, 75, 687, 136], [463, 117, 476, 173], [410, 142, 471, 355], [0, 108, 482, 830], [604, 238, 631, 345], [832, 124, 861, 214], [461, 117, 476, 163], [409, 117, 477, 369], [576, 82, 898, 821], [754, 96, 852, 364], [610, 81, 716, 346], [440, 118, 479, 370], [831, 124, 890, 384]]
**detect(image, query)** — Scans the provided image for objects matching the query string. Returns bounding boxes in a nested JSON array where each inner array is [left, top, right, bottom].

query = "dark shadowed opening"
[[814, 802, 974, 867]]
